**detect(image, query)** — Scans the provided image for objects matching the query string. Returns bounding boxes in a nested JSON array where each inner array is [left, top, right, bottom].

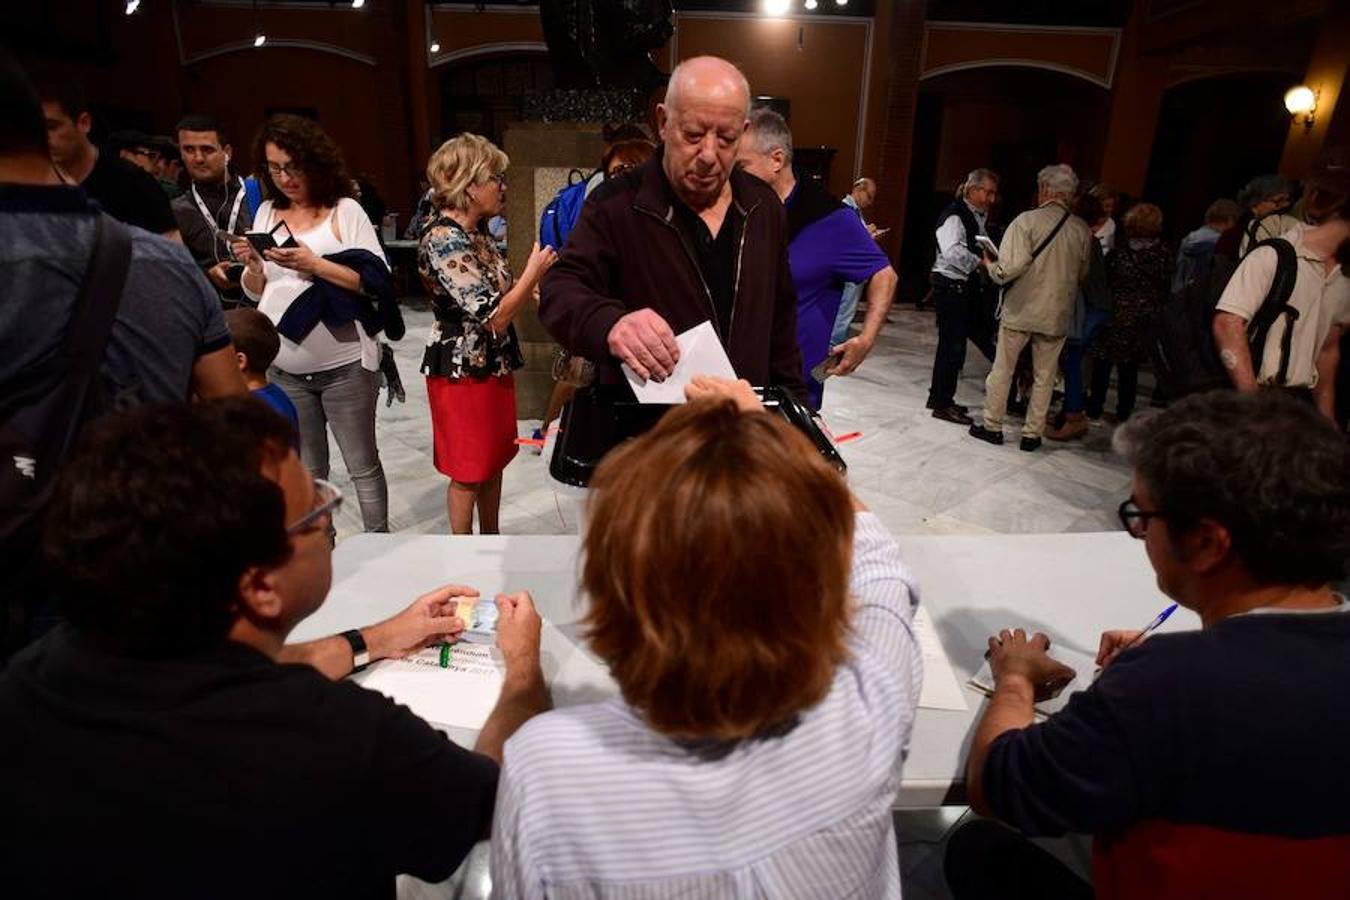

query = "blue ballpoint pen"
[[1119, 602, 1179, 653]]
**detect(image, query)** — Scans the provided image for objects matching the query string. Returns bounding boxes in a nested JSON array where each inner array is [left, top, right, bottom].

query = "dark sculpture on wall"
[[540, 0, 674, 90]]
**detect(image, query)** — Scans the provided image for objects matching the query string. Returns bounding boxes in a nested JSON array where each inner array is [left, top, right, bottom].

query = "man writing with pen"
[[945, 390, 1350, 900]]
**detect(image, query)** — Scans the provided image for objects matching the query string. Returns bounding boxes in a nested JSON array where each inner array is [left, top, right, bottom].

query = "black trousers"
[[927, 278, 996, 409], [944, 819, 1094, 900], [1087, 359, 1138, 420]]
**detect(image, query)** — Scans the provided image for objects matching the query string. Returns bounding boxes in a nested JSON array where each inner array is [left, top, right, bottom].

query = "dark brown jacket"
[[539, 152, 806, 402]]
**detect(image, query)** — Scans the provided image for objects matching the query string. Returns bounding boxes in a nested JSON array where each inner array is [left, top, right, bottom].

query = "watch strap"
[[340, 629, 370, 673]]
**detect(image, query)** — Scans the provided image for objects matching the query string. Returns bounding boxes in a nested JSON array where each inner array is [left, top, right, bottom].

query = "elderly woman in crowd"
[[418, 134, 556, 534], [232, 114, 397, 533], [491, 376, 922, 898], [1087, 203, 1172, 423]]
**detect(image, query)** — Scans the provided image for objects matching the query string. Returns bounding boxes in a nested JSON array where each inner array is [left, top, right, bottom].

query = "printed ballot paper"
[[356, 619, 616, 732], [968, 640, 1098, 718], [622, 320, 737, 404], [913, 605, 969, 711]]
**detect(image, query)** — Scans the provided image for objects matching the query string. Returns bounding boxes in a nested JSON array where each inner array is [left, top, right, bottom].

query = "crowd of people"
[[929, 154, 1350, 448], [3, 45, 1350, 899]]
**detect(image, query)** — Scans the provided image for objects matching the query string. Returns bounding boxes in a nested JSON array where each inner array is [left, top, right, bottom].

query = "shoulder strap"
[[1029, 207, 1072, 263], [1245, 238, 1300, 385], [66, 214, 134, 389]]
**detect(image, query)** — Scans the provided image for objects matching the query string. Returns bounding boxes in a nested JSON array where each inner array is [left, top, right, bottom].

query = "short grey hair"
[[1238, 174, 1294, 209], [1037, 164, 1079, 200], [746, 108, 793, 168], [962, 167, 999, 196]]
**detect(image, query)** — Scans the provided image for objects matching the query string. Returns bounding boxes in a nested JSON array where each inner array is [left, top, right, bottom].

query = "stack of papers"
[[913, 606, 969, 712]]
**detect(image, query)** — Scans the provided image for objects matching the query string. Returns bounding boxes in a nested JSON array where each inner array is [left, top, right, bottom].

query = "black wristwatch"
[[340, 629, 370, 673]]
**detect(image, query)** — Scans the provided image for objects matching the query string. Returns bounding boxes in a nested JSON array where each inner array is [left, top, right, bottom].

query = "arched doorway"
[[437, 51, 553, 147], [898, 66, 1110, 300], [1143, 71, 1299, 241]]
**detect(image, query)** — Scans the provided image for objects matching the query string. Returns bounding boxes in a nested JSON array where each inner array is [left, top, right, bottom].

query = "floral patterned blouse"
[[418, 213, 524, 379]]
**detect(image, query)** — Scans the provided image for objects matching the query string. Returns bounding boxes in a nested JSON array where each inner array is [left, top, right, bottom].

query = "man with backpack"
[[1213, 147, 1350, 420], [0, 52, 245, 660]]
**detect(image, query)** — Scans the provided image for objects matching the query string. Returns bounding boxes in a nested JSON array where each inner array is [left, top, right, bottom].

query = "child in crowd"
[[223, 308, 300, 441]]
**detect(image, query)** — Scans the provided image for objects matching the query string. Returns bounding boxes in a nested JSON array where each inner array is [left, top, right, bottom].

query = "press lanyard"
[[191, 178, 245, 237]]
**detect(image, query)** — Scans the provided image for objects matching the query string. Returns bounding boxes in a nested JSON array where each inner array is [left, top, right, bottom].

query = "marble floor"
[[328, 301, 1121, 900], [328, 302, 1137, 543]]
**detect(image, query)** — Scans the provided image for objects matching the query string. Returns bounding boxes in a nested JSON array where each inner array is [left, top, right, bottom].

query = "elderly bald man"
[[541, 56, 807, 403]]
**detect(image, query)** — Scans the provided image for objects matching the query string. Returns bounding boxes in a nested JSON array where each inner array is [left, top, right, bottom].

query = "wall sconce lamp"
[[1284, 85, 1318, 132]]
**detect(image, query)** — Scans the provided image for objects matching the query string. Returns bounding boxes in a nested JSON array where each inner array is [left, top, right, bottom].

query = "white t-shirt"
[[244, 197, 389, 374], [1215, 223, 1350, 388]]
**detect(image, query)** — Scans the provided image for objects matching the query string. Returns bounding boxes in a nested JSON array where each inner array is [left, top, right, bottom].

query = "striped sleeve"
[[489, 750, 543, 900], [849, 512, 920, 664]]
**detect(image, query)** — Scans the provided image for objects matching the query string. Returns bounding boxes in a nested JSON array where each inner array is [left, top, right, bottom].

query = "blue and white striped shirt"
[[490, 512, 922, 899]]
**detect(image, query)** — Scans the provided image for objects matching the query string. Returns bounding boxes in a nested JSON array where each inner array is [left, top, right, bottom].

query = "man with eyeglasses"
[[946, 390, 1350, 900], [0, 398, 550, 896], [171, 114, 256, 306], [925, 168, 1000, 426]]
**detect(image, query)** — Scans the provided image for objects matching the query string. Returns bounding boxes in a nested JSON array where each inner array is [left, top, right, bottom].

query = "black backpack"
[[1, 213, 133, 659], [1149, 238, 1298, 398]]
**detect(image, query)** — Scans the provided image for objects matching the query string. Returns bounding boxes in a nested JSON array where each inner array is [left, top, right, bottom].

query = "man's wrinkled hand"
[[607, 308, 680, 383], [987, 628, 1077, 702], [829, 335, 873, 376]]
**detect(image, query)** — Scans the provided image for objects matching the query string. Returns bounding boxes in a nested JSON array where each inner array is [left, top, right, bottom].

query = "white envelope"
[[622, 320, 737, 404]]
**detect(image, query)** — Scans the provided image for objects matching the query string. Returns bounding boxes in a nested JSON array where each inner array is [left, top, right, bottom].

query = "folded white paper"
[[914, 606, 969, 711], [622, 320, 737, 404]]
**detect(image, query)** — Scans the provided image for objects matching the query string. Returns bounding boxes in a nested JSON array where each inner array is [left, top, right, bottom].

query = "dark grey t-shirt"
[[0, 183, 230, 403]]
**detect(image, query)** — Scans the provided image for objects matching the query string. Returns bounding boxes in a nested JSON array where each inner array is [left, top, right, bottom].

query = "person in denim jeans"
[[234, 115, 390, 532]]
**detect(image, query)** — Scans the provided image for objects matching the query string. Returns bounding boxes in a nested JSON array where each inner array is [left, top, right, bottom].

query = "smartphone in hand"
[[810, 348, 845, 382], [244, 221, 298, 254], [975, 234, 999, 260]]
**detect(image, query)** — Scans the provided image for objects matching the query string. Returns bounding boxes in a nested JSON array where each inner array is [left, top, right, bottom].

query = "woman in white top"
[[232, 115, 391, 532]]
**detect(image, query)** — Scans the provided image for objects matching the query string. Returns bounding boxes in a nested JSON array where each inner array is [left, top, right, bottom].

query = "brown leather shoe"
[[1045, 412, 1089, 442], [932, 405, 974, 425]]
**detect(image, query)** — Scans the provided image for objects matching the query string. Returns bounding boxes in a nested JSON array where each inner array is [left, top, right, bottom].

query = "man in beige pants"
[[969, 164, 1091, 451]]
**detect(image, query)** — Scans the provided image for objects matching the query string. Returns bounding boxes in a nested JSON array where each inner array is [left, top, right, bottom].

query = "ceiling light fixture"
[[125, 0, 140, 13], [430, 40, 441, 53], [805, 0, 818, 8], [351, 0, 365, 7], [1284, 85, 1318, 132], [763, 0, 790, 15], [254, 33, 267, 48], [836, 0, 849, 6]]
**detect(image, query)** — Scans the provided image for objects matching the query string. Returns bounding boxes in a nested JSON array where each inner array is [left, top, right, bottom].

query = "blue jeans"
[[832, 281, 863, 348], [1062, 307, 1109, 415], [272, 361, 389, 532]]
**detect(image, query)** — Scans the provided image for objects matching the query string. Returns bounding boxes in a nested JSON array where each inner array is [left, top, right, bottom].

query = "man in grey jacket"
[[969, 164, 1091, 451]]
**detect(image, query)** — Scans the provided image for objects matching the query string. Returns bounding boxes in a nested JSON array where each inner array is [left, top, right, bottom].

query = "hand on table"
[[265, 239, 322, 275], [366, 583, 472, 660], [495, 591, 542, 672], [607, 308, 679, 382], [828, 335, 874, 377], [1095, 629, 1144, 670], [685, 375, 762, 413], [987, 628, 1076, 702]]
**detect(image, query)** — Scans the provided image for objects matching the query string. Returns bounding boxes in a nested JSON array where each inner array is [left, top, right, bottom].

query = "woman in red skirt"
[[418, 134, 556, 533]]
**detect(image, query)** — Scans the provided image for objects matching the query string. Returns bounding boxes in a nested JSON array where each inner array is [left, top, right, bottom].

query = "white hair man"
[[540, 56, 807, 404], [926, 167, 1001, 425], [736, 108, 896, 409], [969, 163, 1092, 451]]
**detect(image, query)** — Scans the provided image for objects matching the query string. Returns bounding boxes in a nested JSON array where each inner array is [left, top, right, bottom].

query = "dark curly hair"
[[43, 398, 298, 657], [1114, 391, 1350, 586], [252, 113, 352, 209]]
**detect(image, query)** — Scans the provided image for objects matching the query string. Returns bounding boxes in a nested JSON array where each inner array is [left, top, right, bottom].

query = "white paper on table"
[[621, 320, 737, 404], [356, 620, 618, 731], [359, 642, 504, 730], [968, 640, 1098, 719], [913, 605, 969, 711]]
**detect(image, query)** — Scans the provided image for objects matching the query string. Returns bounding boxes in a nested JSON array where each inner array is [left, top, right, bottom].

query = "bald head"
[[658, 56, 753, 210], [664, 56, 751, 118], [850, 177, 877, 209]]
